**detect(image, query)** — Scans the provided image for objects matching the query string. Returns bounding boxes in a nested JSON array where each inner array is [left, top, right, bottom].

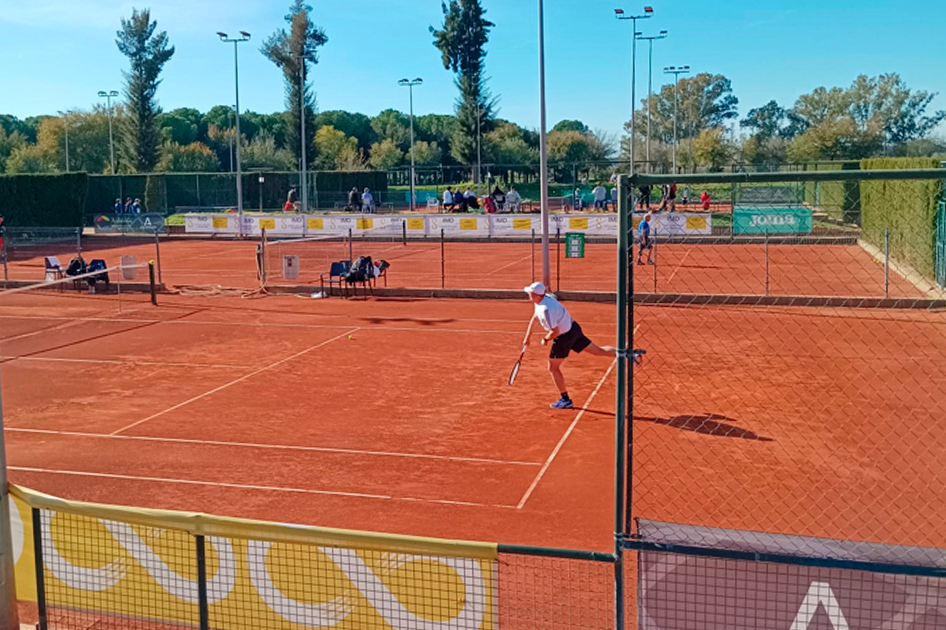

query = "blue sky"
[[0, 0, 944, 137]]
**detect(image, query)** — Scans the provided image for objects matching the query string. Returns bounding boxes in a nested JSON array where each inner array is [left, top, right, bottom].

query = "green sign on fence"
[[565, 232, 585, 258], [733, 206, 813, 234]]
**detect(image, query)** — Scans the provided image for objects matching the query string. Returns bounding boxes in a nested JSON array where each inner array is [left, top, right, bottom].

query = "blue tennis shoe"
[[550, 397, 574, 409]]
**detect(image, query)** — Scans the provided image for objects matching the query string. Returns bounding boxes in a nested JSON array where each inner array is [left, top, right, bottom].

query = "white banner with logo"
[[185, 213, 713, 238]]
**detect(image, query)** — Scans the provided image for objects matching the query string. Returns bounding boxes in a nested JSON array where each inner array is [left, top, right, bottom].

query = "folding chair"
[[320, 261, 350, 297], [44, 256, 64, 282]]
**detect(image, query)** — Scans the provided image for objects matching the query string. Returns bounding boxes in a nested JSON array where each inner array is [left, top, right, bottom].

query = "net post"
[[402, 219, 407, 246], [149, 261, 158, 306], [441, 228, 445, 289], [348, 228, 353, 265], [154, 229, 163, 285], [885, 226, 890, 299], [32, 508, 47, 630], [76, 225, 82, 257], [196, 535, 210, 630]]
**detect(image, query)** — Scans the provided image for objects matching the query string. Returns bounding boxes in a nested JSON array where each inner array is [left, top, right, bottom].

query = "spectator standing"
[[637, 213, 654, 265], [124, 197, 133, 214], [638, 185, 651, 211], [443, 187, 456, 212], [610, 186, 618, 210], [681, 186, 691, 206], [361, 188, 374, 214], [348, 187, 361, 212], [505, 186, 522, 213], [113, 198, 123, 214], [667, 182, 677, 212], [592, 183, 608, 210], [574, 188, 582, 211], [700, 190, 711, 211]]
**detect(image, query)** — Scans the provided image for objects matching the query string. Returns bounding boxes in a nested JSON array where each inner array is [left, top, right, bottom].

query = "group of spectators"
[[441, 186, 523, 213], [636, 183, 711, 213], [345, 187, 375, 213], [113, 197, 143, 214]]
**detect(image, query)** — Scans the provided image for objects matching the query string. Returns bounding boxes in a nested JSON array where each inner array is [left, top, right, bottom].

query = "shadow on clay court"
[[359, 317, 457, 326], [634, 413, 774, 442]]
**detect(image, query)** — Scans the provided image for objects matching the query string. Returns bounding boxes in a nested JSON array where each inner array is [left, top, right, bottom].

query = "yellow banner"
[[407, 218, 425, 231], [259, 218, 276, 231], [356, 218, 374, 230], [11, 486, 497, 629], [212, 217, 229, 229], [307, 218, 324, 230], [460, 218, 479, 231], [686, 216, 708, 230], [569, 218, 589, 230], [512, 218, 532, 230]]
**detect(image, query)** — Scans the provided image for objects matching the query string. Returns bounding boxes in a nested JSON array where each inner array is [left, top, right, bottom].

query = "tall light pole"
[[218, 31, 250, 235], [636, 30, 667, 172], [58, 110, 70, 173], [476, 101, 482, 189], [615, 6, 653, 176], [297, 58, 309, 213], [538, 0, 551, 287], [663, 65, 690, 173], [398, 78, 423, 212], [97, 90, 119, 174]]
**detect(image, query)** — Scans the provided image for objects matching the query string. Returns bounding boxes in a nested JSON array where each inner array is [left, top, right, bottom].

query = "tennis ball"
[[348, 335, 354, 340]]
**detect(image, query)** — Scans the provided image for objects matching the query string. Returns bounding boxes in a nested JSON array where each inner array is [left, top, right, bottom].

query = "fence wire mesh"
[[630, 171, 946, 564]]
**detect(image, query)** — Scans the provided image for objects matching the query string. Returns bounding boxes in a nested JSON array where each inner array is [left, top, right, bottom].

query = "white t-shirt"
[[593, 186, 607, 201], [506, 190, 521, 203], [464, 190, 475, 199], [534, 295, 572, 335], [443, 190, 453, 204], [362, 192, 373, 205]]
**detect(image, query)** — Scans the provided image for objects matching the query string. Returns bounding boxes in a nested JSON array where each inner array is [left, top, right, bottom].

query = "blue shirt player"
[[637, 213, 654, 265]]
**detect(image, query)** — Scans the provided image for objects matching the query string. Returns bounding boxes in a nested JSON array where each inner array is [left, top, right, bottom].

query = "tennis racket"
[[508, 345, 527, 386]]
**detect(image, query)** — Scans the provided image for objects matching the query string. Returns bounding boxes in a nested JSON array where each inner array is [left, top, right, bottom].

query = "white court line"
[[486, 254, 535, 276], [9, 428, 540, 467], [8, 467, 517, 509], [516, 359, 616, 509], [665, 250, 690, 283], [516, 322, 640, 510], [110, 327, 359, 436], [0, 356, 253, 370]]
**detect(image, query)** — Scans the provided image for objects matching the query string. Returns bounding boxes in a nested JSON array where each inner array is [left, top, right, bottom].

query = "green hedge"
[[860, 157, 943, 279], [0, 173, 88, 227], [803, 161, 860, 222]]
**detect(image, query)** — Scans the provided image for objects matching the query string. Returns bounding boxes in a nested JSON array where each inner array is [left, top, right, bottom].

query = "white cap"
[[523, 282, 546, 296]]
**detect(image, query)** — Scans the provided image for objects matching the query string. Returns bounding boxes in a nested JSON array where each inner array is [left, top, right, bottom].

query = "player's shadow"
[[360, 317, 457, 326], [634, 413, 774, 442]]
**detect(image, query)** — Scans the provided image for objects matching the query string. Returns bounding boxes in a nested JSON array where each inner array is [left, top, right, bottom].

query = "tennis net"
[[259, 227, 405, 288]]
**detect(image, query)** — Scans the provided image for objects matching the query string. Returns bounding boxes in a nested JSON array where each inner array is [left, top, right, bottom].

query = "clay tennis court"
[[3, 232, 926, 298], [4, 279, 946, 556]]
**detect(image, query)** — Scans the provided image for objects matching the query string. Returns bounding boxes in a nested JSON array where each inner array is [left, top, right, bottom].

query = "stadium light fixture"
[[398, 78, 424, 212], [663, 64, 691, 172], [636, 30, 669, 171], [97, 90, 120, 174], [615, 6, 653, 176], [218, 31, 251, 234]]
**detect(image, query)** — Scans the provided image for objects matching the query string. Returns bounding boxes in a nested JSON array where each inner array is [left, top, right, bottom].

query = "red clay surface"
[[4, 287, 946, 557], [3, 233, 926, 299]]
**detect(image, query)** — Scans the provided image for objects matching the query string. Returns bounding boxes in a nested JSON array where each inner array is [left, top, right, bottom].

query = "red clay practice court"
[[4, 269, 946, 554]]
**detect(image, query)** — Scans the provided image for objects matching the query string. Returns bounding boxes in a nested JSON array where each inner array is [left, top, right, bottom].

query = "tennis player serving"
[[522, 282, 616, 409]]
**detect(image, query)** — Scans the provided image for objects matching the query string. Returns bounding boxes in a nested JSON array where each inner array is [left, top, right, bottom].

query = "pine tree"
[[115, 8, 174, 173]]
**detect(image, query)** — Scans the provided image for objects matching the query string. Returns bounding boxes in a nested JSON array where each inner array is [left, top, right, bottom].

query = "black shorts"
[[549, 322, 592, 359], [639, 240, 652, 251]]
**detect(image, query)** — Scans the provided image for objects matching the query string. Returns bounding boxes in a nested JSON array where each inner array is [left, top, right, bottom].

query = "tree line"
[[0, 0, 942, 177]]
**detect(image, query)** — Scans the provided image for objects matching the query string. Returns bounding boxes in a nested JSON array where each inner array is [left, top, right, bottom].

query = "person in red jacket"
[[700, 190, 711, 211]]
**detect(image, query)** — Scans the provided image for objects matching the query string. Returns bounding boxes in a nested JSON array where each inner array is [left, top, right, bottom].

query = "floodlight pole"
[[615, 6, 652, 176], [636, 31, 667, 172], [98, 90, 120, 174], [218, 31, 250, 235], [399, 78, 424, 212], [300, 60, 308, 213], [58, 111, 70, 173], [538, 0, 551, 287], [663, 65, 690, 173], [0, 372, 20, 630]]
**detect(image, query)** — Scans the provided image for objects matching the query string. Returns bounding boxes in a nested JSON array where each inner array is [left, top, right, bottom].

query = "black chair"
[[86, 259, 110, 292], [320, 261, 350, 297]]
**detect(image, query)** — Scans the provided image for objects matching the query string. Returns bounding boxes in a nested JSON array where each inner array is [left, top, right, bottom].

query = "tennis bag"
[[346, 256, 373, 283]]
